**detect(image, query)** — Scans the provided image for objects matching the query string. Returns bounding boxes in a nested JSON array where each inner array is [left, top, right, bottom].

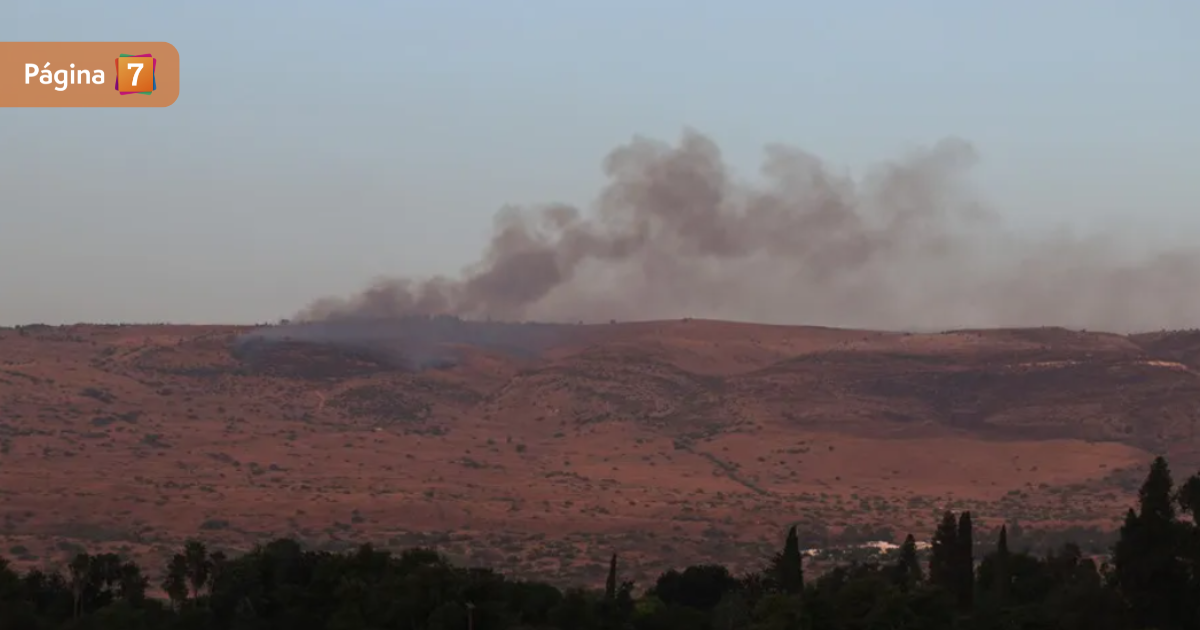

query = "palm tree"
[[184, 540, 213, 601], [163, 554, 189, 609]]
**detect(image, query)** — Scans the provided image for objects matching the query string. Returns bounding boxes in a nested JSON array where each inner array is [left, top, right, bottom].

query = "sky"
[[2, 0, 1198, 326]]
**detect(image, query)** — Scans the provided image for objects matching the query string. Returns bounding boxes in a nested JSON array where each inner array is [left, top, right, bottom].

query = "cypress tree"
[[929, 511, 958, 591], [957, 511, 974, 610], [1113, 456, 1188, 630], [995, 525, 1010, 604], [778, 525, 804, 595], [893, 533, 923, 590], [605, 553, 617, 601]]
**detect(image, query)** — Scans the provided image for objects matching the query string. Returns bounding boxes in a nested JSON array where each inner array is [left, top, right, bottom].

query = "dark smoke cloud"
[[295, 129, 1200, 333]]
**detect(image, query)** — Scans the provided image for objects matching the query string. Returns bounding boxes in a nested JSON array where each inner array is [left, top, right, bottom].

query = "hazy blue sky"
[[2, 1, 1198, 325]]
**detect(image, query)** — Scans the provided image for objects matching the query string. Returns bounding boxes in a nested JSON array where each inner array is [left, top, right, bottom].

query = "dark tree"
[[652, 565, 738, 611], [0, 454, 1197, 630], [929, 511, 959, 592], [1112, 455, 1190, 630], [957, 511, 975, 611], [604, 553, 617, 601], [162, 554, 189, 609], [892, 533, 923, 590], [995, 524, 1010, 604], [183, 539, 213, 601], [774, 525, 805, 595]]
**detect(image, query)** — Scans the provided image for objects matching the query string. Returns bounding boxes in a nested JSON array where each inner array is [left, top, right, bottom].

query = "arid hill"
[[1, 320, 1198, 584]]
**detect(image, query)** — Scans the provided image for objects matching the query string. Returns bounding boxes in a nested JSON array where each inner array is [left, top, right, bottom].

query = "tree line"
[[3, 455, 1200, 629]]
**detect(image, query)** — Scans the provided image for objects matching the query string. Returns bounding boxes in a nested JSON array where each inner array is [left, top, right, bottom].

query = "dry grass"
[[0, 320, 1195, 584]]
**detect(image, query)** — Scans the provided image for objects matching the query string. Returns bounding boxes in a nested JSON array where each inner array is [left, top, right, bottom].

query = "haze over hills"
[[2, 318, 1198, 584]]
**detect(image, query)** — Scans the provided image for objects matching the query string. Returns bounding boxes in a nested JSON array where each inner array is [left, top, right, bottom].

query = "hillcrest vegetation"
[[4, 456, 1200, 630]]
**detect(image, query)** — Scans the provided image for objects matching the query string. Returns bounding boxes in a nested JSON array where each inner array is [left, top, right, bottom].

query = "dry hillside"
[[2, 320, 1199, 584]]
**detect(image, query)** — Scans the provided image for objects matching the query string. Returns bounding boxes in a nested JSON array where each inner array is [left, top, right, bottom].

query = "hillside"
[[2, 320, 1199, 584]]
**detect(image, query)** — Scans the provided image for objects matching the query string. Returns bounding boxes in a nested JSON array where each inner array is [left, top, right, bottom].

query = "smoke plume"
[[296, 129, 1200, 332]]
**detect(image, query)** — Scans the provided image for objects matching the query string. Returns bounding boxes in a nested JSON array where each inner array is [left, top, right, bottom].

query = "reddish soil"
[[2, 320, 1198, 584]]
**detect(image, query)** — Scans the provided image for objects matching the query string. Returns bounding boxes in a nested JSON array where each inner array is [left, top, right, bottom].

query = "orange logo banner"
[[0, 42, 179, 108]]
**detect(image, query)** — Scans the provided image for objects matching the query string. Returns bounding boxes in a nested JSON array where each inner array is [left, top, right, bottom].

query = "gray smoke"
[[295, 129, 1200, 332], [235, 315, 572, 370]]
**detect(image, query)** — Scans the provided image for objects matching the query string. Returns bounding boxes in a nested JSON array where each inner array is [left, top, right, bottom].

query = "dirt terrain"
[[2, 320, 1200, 585]]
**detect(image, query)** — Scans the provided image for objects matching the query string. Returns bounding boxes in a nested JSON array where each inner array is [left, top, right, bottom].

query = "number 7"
[[127, 63, 143, 86]]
